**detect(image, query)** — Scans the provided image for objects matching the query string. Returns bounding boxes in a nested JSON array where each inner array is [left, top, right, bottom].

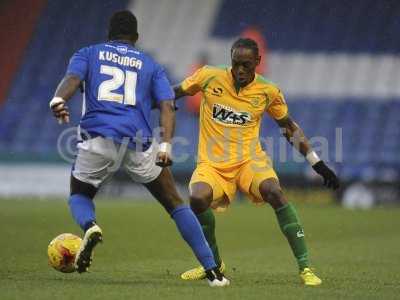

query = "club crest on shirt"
[[116, 45, 128, 55], [212, 103, 251, 125], [250, 98, 260, 107]]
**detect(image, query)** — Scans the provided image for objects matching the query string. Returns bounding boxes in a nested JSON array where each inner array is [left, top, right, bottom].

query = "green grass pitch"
[[1, 196, 399, 300]]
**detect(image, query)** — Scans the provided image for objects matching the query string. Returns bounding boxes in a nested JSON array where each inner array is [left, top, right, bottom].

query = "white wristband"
[[159, 142, 172, 155], [49, 97, 65, 108], [306, 151, 321, 166]]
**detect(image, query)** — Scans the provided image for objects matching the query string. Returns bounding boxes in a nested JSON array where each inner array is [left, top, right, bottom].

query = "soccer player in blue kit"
[[49, 10, 229, 287]]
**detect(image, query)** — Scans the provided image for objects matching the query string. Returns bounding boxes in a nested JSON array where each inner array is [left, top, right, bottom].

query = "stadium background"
[[1, 1, 400, 299], [1, 0, 399, 207]]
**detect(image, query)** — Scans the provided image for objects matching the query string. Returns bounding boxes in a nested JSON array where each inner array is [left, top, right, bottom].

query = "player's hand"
[[50, 97, 70, 124], [156, 151, 173, 167], [312, 161, 340, 189], [156, 142, 173, 167]]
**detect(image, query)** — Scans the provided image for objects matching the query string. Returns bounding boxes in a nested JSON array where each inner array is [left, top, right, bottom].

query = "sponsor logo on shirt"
[[211, 87, 223, 96], [212, 103, 251, 125]]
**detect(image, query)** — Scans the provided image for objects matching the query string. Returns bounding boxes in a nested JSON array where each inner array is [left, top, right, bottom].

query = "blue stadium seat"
[[213, 0, 400, 53]]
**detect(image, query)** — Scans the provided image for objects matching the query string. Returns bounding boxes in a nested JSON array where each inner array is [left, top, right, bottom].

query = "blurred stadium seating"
[[214, 0, 400, 53], [0, 0, 399, 197]]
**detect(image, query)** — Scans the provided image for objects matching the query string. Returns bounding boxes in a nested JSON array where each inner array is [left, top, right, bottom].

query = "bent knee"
[[189, 184, 213, 214], [259, 181, 287, 209]]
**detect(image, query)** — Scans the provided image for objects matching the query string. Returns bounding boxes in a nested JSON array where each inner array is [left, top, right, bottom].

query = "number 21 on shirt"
[[98, 65, 137, 106]]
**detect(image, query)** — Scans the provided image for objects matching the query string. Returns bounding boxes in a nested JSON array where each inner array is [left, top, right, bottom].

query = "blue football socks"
[[68, 194, 96, 231], [171, 205, 217, 270]]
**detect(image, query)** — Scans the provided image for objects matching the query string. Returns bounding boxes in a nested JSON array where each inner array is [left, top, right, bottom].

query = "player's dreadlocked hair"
[[231, 38, 259, 56], [108, 10, 138, 41]]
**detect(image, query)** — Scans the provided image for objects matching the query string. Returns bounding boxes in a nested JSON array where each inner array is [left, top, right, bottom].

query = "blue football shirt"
[[66, 41, 174, 149]]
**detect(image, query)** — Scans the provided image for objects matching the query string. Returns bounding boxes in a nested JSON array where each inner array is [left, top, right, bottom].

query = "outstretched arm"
[[173, 65, 206, 101], [276, 115, 340, 189], [173, 84, 190, 100], [50, 74, 81, 124], [276, 115, 311, 156]]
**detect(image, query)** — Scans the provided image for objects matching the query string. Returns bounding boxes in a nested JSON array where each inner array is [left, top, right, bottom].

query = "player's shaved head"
[[231, 38, 259, 57], [108, 10, 138, 43]]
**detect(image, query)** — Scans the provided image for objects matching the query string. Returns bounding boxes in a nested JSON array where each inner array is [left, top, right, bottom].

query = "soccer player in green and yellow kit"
[[173, 38, 340, 286]]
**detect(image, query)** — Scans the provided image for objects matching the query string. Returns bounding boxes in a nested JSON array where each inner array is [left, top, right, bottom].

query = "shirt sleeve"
[[180, 66, 208, 96], [265, 86, 288, 120], [151, 64, 174, 102], [66, 47, 90, 80]]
